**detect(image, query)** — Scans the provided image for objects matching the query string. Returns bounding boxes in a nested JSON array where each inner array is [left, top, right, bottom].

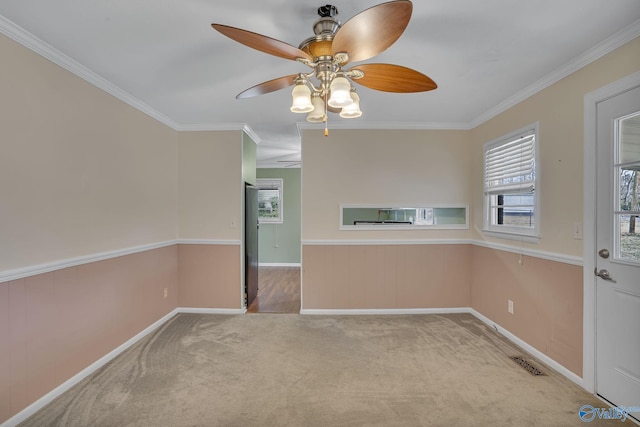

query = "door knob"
[[598, 248, 610, 259], [594, 268, 616, 283]]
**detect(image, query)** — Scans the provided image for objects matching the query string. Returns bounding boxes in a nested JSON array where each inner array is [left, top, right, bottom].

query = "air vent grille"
[[510, 356, 546, 376]]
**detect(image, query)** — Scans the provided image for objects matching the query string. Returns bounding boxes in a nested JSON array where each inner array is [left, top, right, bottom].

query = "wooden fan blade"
[[236, 75, 299, 99], [212, 24, 312, 62], [349, 64, 437, 93], [332, 0, 412, 64]]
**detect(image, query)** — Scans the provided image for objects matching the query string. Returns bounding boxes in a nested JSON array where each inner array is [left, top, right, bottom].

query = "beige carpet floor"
[[18, 313, 633, 426]]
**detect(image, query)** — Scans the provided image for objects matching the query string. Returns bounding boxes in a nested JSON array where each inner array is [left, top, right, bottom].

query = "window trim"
[[256, 178, 283, 224], [483, 122, 540, 241]]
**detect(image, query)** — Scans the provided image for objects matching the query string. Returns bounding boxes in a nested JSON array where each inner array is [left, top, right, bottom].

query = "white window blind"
[[484, 130, 535, 195]]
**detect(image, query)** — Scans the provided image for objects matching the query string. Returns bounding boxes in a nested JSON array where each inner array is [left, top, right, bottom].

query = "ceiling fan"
[[211, 0, 436, 134]]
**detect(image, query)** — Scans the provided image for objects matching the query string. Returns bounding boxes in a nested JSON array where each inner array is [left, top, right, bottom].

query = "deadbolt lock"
[[598, 248, 610, 259]]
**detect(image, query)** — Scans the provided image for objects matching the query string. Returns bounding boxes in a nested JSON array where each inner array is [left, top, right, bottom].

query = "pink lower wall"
[[0, 242, 584, 423], [302, 243, 583, 377], [177, 244, 242, 309], [470, 245, 583, 376], [0, 243, 243, 424], [302, 244, 472, 309], [0, 245, 179, 423]]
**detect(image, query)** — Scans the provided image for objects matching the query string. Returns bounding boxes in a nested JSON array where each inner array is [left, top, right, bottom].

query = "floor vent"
[[510, 356, 546, 376]]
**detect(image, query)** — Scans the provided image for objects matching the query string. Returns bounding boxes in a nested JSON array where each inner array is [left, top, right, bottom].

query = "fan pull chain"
[[324, 94, 329, 137]]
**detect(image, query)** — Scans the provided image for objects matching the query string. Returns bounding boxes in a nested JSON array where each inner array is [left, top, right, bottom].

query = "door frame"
[[583, 70, 640, 393]]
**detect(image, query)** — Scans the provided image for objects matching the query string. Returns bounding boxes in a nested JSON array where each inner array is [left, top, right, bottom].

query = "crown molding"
[[469, 18, 640, 128], [298, 121, 471, 131], [242, 124, 262, 144], [0, 15, 183, 130], [2, 13, 638, 137]]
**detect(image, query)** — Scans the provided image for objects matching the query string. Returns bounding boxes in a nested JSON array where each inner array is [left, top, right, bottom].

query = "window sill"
[[482, 229, 540, 244]]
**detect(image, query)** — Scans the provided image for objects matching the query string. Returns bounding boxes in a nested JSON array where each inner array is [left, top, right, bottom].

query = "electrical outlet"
[[163, 288, 168, 299], [508, 300, 514, 314]]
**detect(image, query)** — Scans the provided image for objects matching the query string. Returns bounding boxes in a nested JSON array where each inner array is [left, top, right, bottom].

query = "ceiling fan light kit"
[[290, 79, 315, 113], [339, 90, 362, 118], [211, 0, 436, 134], [306, 93, 327, 123]]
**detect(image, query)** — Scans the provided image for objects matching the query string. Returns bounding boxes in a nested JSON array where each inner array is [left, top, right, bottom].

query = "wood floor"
[[247, 266, 300, 313]]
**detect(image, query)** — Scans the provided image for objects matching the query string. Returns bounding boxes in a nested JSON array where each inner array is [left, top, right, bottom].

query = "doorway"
[[245, 184, 259, 308], [251, 171, 302, 313], [247, 266, 301, 313], [585, 72, 640, 417]]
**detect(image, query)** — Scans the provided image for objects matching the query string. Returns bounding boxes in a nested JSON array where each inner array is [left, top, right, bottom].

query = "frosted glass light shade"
[[306, 95, 325, 122], [290, 83, 313, 113], [328, 76, 352, 108], [339, 92, 362, 118]]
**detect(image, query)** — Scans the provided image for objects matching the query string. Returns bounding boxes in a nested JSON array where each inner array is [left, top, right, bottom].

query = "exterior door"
[[245, 184, 259, 308], [595, 84, 640, 415]]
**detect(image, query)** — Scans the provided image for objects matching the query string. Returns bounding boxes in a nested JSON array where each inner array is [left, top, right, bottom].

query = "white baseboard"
[[1, 307, 247, 427], [468, 308, 584, 387], [258, 263, 301, 267], [300, 307, 583, 388], [2, 306, 583, 427], [300, 307, 471, 315], [1, 308, 180, 427], [177, 307, 246, 315]]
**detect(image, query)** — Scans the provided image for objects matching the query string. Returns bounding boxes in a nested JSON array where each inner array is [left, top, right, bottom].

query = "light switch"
[[573, 222, 583, 240]]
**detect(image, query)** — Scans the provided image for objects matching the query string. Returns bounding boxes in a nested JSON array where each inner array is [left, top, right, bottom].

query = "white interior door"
[[595, 84, 640, 415]]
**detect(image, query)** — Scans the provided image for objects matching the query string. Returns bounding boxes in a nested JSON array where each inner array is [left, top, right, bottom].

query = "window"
[[483, 124, 539, 239], [257, 178, 283, 223], [340, 205, 468, 230]]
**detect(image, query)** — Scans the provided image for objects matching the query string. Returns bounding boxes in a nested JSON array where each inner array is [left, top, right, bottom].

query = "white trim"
[[0, 236, 582, 284], [301, 239, 583, 266], [0, 308, 180, 427], [0, 240, 176, 283], [339, 204, 469, 231], [1, 14, 638, 139], [298, 121, 471, 131], [0, 239, 245, 283], [176, 239, 242, 245], [0, 15, 181, 131], [258, 263, 301, 267], [176, 307, 246, 315], [469, 19, 640, 128], [471, 239, 583, 266], [481, 230, 541, 245], [173, 123, 245, 132], [300, 308, 471, 315], [0, 307, 246, 427], [242, 125, 261, 145], [469, 308, 584, 387], [0, 304, 584, 427], [582, 70, 640, 394], [300, 307, 583, 387], [482, 122, 540, 240], [302, 239, 473, 246]]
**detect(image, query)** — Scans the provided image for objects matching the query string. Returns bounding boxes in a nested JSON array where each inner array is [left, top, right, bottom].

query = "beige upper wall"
[[0, 34, 179, 272], [302, 129, 472, 241], [178, 131, 242, 241], [302, 37, 640, 253], [470, 36, 640, 256]]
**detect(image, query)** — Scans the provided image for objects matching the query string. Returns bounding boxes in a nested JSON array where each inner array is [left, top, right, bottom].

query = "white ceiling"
[[1, 1, 639, 167]]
